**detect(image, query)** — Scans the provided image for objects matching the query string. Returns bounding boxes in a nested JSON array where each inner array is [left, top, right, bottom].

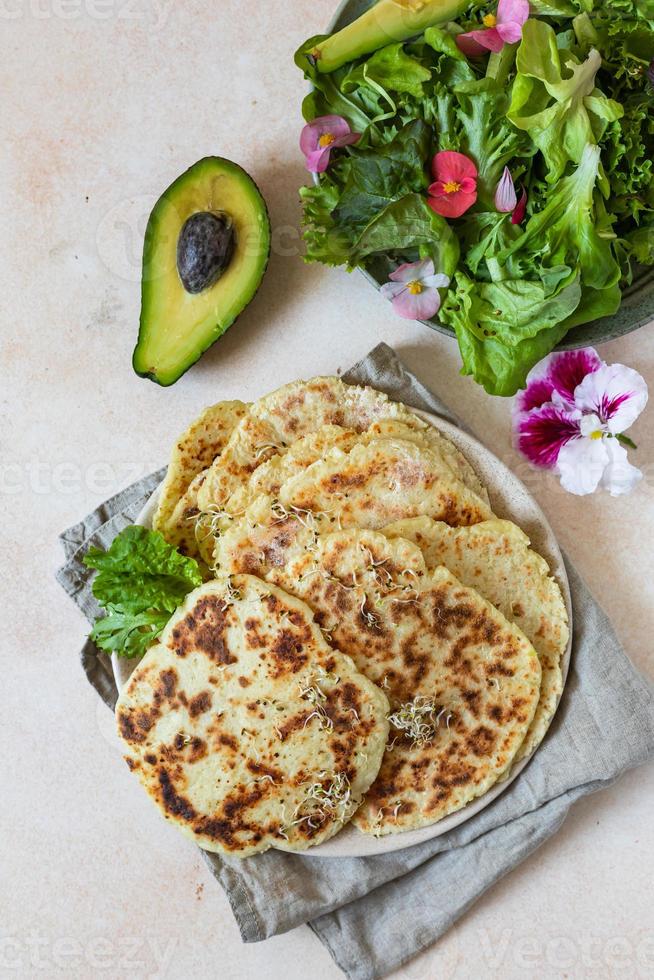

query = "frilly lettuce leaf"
[[453, 77, 534, 204], [499, 144, 621, 290], [300, 175, 353, 267], [341, 43, 432, 99], [625, 221, 654, 263], [440, 145, 622, 394], [84, 525, 203, 657], [439, 272, 577, 396], [508, 19, 623, 182]]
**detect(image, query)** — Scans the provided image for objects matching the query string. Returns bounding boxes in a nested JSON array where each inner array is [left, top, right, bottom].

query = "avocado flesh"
[[305, 0, 468, 73], [133, 157, 270, 386]]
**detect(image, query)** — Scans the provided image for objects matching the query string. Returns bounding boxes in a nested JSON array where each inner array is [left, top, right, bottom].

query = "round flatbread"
[[382, 517, 568, 760], [153, 400, 249, 534], [196, 377, 427, 513], [278, 438, 491, 531], [162, 469, 216, 569], [225, 418, 490, 519], [220, 526, 542, 835], [116, 576, 389, 857], [213, 438, 492, 580]]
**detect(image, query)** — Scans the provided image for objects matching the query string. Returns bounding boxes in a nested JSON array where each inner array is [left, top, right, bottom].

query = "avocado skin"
[[133, 157, 271, 387], [296, 0, 469, 74]]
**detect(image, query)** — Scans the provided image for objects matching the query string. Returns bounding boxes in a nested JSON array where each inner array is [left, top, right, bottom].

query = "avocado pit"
[[177, 211, 235, 294]]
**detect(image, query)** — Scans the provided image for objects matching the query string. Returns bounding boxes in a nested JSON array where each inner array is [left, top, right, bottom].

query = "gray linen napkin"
[[56, 343, 654, 980]]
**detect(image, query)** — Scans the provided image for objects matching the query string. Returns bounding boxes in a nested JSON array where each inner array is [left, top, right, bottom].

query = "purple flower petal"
[[330, 132, 361, 150], [574, 363, 648, 433], [305, 146, 332, 173], [495, 166, 517, 213], [300, 115, 353, 155], [392, 285, 442, 320], [511, 187, 528, 224], [422, 273, 451, 289], [514, 403, 581, 468], [455, 32, 489, 57], [473, 27, 505, 51], [557, 434, 608, 496], [380, 281, 408, 301], [515, 348, 604, 417], [496, 20, 525, 43], [456, 27, 504, 54], [389, 258, 435, 284], [497, 0, 530, 27]]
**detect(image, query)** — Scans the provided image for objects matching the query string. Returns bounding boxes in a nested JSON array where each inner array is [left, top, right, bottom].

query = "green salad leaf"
[[332, 120, 431, 231], [508, 19, 623, 183], [441, 272, 575, 396], [88, 608, 172, 660], [349, 192, 460, 274], [342, 43, 433, 99], [296, 4, 654, 395], [499, 144, 620, 289], [84, 525, 203, 658], [626, 221, 654, 262], [455, 77, 533, 203]]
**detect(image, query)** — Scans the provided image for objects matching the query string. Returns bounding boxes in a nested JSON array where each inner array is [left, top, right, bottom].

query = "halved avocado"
[[133, 157, 270, 386]]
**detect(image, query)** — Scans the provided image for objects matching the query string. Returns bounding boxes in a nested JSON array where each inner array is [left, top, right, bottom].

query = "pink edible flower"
[[300, 115, 360, 173], [512, 186, 528, 224], [495, 167, 528, 224], [380, 258, 450, 321], [427, 151, 478, 219], [495, 167, 517, 212], [513, 349, 648, 496], [456, 0, 530, 57]]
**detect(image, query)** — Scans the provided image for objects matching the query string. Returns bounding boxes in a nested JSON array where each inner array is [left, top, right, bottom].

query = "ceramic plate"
[[112, 410, 572, 858]]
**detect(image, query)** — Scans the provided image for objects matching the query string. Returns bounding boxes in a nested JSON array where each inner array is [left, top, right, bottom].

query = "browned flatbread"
[[116, 576, 389, 856]]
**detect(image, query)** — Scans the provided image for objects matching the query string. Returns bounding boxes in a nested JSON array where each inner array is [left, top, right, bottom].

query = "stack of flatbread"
[[117, 378, 569, 856]]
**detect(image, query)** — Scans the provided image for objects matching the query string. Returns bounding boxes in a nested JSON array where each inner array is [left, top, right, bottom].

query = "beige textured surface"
[[3, 0, 654, 976]]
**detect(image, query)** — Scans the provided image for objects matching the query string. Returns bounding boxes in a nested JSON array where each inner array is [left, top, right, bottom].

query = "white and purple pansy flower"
[[513, 348, 648, 496], [380, 258, 451, 320]]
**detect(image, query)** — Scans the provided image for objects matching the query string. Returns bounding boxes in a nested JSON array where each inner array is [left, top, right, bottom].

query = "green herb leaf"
[[84, 525, 203, 658], [342, 43, 432, 100], [89, 607, 171, 659]]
